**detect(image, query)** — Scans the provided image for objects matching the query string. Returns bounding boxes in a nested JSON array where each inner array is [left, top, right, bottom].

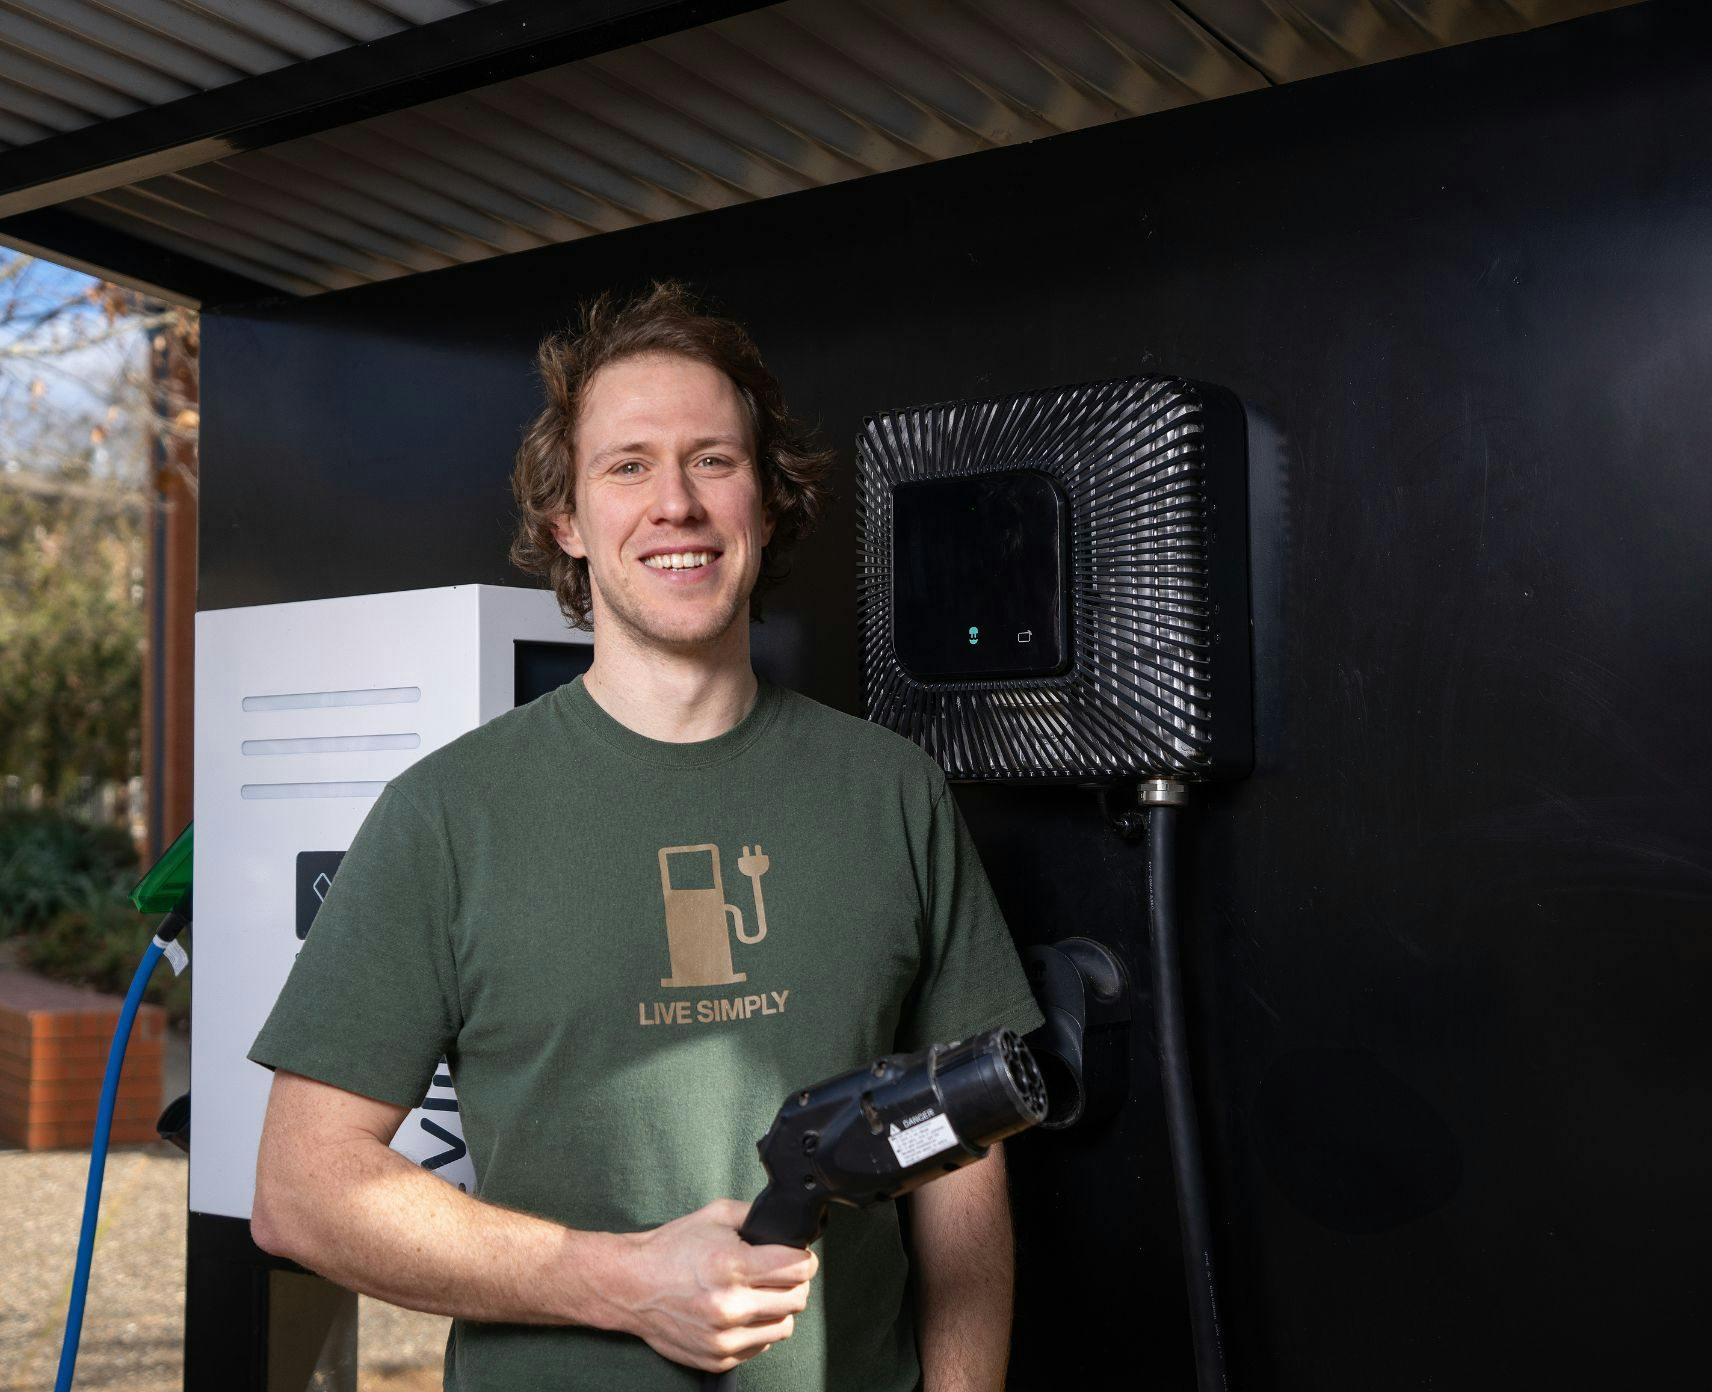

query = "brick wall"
[[0, 971, 164, 1150]]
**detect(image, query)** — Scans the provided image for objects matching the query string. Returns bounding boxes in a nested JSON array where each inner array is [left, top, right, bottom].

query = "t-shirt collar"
[[554, 672, 781, 770]]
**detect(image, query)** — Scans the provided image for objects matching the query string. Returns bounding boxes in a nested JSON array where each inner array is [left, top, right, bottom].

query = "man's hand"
[[615, 1198, 818, 1374], [253, 1074, 815, 1373]]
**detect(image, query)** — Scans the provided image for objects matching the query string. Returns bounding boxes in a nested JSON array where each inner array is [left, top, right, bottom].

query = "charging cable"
[[1104, 780, 1230, 1392], [53, 891, 190, 1392]]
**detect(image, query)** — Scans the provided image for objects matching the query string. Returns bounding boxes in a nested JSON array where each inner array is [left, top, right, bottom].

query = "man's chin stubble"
[[599, 582, 749, 651]]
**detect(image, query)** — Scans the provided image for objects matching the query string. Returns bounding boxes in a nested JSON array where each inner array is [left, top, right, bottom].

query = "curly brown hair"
[[510, 281, 836, 631]]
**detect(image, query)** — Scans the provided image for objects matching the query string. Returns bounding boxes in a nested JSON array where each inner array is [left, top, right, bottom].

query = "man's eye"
[[614, 461, 644, 476], [696, 455, 732, 469]]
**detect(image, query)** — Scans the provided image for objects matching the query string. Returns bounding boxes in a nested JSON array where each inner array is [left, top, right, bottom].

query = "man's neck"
[[580, 637, 760, 744]]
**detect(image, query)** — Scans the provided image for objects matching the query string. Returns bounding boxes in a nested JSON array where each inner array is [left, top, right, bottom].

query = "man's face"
[[553, 351, 774, 651]]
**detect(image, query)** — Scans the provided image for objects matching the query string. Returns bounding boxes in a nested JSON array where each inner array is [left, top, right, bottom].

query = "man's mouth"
[[641, 550, 719, 571]]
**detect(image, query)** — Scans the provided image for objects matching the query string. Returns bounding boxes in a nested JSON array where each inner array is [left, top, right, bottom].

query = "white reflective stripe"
[[242, 686, 421, 711], [241, 733, 421, 756], [240, 780, 387, 800]]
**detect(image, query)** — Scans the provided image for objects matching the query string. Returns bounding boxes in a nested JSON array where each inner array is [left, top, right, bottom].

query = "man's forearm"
[[917, 1255, 1013, 1392], [251, 1069, 818, 1375], [253, 1132, 634, 1329], [911, 1145, 1016, 1392]]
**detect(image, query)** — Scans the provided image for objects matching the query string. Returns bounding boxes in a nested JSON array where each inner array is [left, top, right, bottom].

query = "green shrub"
[[18, 885, 190, 1026], [0, 809, 138, 939]]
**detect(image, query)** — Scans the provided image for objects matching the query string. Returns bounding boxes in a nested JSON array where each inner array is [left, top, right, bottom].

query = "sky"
[[0, 250, 154, 485]]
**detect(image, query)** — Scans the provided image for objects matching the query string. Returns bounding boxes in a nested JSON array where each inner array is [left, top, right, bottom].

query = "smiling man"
[[247, 282, 1043, 1392]]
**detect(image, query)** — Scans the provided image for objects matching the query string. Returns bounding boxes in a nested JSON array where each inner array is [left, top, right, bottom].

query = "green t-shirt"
[[249, 673, 1044, 1392]]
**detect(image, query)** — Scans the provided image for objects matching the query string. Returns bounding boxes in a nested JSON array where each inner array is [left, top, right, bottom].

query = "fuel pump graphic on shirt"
[[657, 842, 771, 987], [640, 842, 792, 1026]]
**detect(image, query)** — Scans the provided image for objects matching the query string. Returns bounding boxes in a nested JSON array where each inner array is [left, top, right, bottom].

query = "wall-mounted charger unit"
[[858, 375, 1252, 784]]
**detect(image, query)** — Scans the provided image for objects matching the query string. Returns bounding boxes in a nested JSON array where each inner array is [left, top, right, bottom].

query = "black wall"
[[202, 3, 1712, 1385]]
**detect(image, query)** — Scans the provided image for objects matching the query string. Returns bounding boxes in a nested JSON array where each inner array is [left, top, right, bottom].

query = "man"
[[249, 282, 1044, 1391]]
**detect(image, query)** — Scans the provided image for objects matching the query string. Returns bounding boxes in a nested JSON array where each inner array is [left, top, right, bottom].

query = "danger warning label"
[[886, 1111, 958, 1167]]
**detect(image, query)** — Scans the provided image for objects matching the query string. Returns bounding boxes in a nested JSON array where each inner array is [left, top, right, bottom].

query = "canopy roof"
[[0, 0, 1636, 306]]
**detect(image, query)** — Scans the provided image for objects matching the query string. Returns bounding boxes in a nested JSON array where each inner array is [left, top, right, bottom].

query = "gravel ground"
[[1, 1023, 450, 1391]]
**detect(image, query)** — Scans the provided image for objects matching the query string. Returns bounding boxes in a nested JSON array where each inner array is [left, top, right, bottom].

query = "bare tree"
[[0, 250, 198, 820]]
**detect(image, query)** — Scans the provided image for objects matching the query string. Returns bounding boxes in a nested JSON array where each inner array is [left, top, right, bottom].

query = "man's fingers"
[[701, 1278, 810, 1330], [640, 1202, 816, 1374], [685, 1315, 793, 1372], [702, 1200, 816, 1283], [740, 1242, 818, 1286], [729, 1283, 810, 1327], [701, 1345, 771, 1375], [716, 1314, 795, 1356], [707, 1197, 749, 1228]]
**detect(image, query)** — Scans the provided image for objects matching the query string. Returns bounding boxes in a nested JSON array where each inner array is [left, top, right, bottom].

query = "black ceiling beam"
[[0, 0, 774, 221], [0, 206, 278, 308]]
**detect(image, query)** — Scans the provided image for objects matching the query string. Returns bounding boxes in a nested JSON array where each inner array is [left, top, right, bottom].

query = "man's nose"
[[648, 462, 706, 524]]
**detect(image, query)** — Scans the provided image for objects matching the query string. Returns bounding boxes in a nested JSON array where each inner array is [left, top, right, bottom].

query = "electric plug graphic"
[[735, 843, 771, 943]]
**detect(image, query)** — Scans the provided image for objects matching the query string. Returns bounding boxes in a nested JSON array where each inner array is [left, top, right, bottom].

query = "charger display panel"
[[890, 470, 1071, 683]]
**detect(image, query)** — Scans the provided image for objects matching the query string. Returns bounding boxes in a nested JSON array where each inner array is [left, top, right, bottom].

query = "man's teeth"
[[643, 551, 716, 570]]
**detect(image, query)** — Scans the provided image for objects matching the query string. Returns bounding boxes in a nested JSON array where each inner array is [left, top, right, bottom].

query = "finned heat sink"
[[857, 375, 1252, 784]]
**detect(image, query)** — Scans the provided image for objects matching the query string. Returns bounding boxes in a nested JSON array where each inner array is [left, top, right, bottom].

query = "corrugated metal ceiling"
[[0, 1, 504, 149], [0, 0, 1641, 298]]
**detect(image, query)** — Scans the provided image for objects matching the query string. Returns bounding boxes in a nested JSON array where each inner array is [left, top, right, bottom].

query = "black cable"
[[156, 887, 192, 943], [1147, 803, 1230, 1392]]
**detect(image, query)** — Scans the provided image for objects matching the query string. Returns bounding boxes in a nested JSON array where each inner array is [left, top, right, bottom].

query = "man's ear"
[[550, 509, 586, 560]]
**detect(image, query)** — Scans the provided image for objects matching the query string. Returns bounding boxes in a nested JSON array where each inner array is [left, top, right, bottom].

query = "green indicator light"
[[968, 625, 980, 645]]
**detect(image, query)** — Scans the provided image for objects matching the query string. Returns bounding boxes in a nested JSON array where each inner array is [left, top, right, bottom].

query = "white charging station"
[[191, 584, 590, 1220]]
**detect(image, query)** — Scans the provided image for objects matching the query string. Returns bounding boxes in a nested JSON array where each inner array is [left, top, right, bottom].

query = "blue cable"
[[53, 938, 165, 1392]]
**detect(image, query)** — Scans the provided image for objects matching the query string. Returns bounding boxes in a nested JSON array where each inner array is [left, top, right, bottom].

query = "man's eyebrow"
[[685, 435, 750, 455], [586, 441, 650, 470], [585, 436, 751, 469]]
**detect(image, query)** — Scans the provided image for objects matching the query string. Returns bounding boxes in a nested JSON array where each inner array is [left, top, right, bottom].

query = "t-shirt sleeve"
[[248, 782, 462, 1109], [895, 780, 1045, 1052]]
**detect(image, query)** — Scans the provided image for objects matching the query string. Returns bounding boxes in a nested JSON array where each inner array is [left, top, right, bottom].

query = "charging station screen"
[[515, 639, 593, 706], [890, 470, 1071, 683]]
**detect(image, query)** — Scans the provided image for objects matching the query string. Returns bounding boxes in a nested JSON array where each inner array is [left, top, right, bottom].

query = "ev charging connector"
[[706, 1028, 1047, 1390]]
